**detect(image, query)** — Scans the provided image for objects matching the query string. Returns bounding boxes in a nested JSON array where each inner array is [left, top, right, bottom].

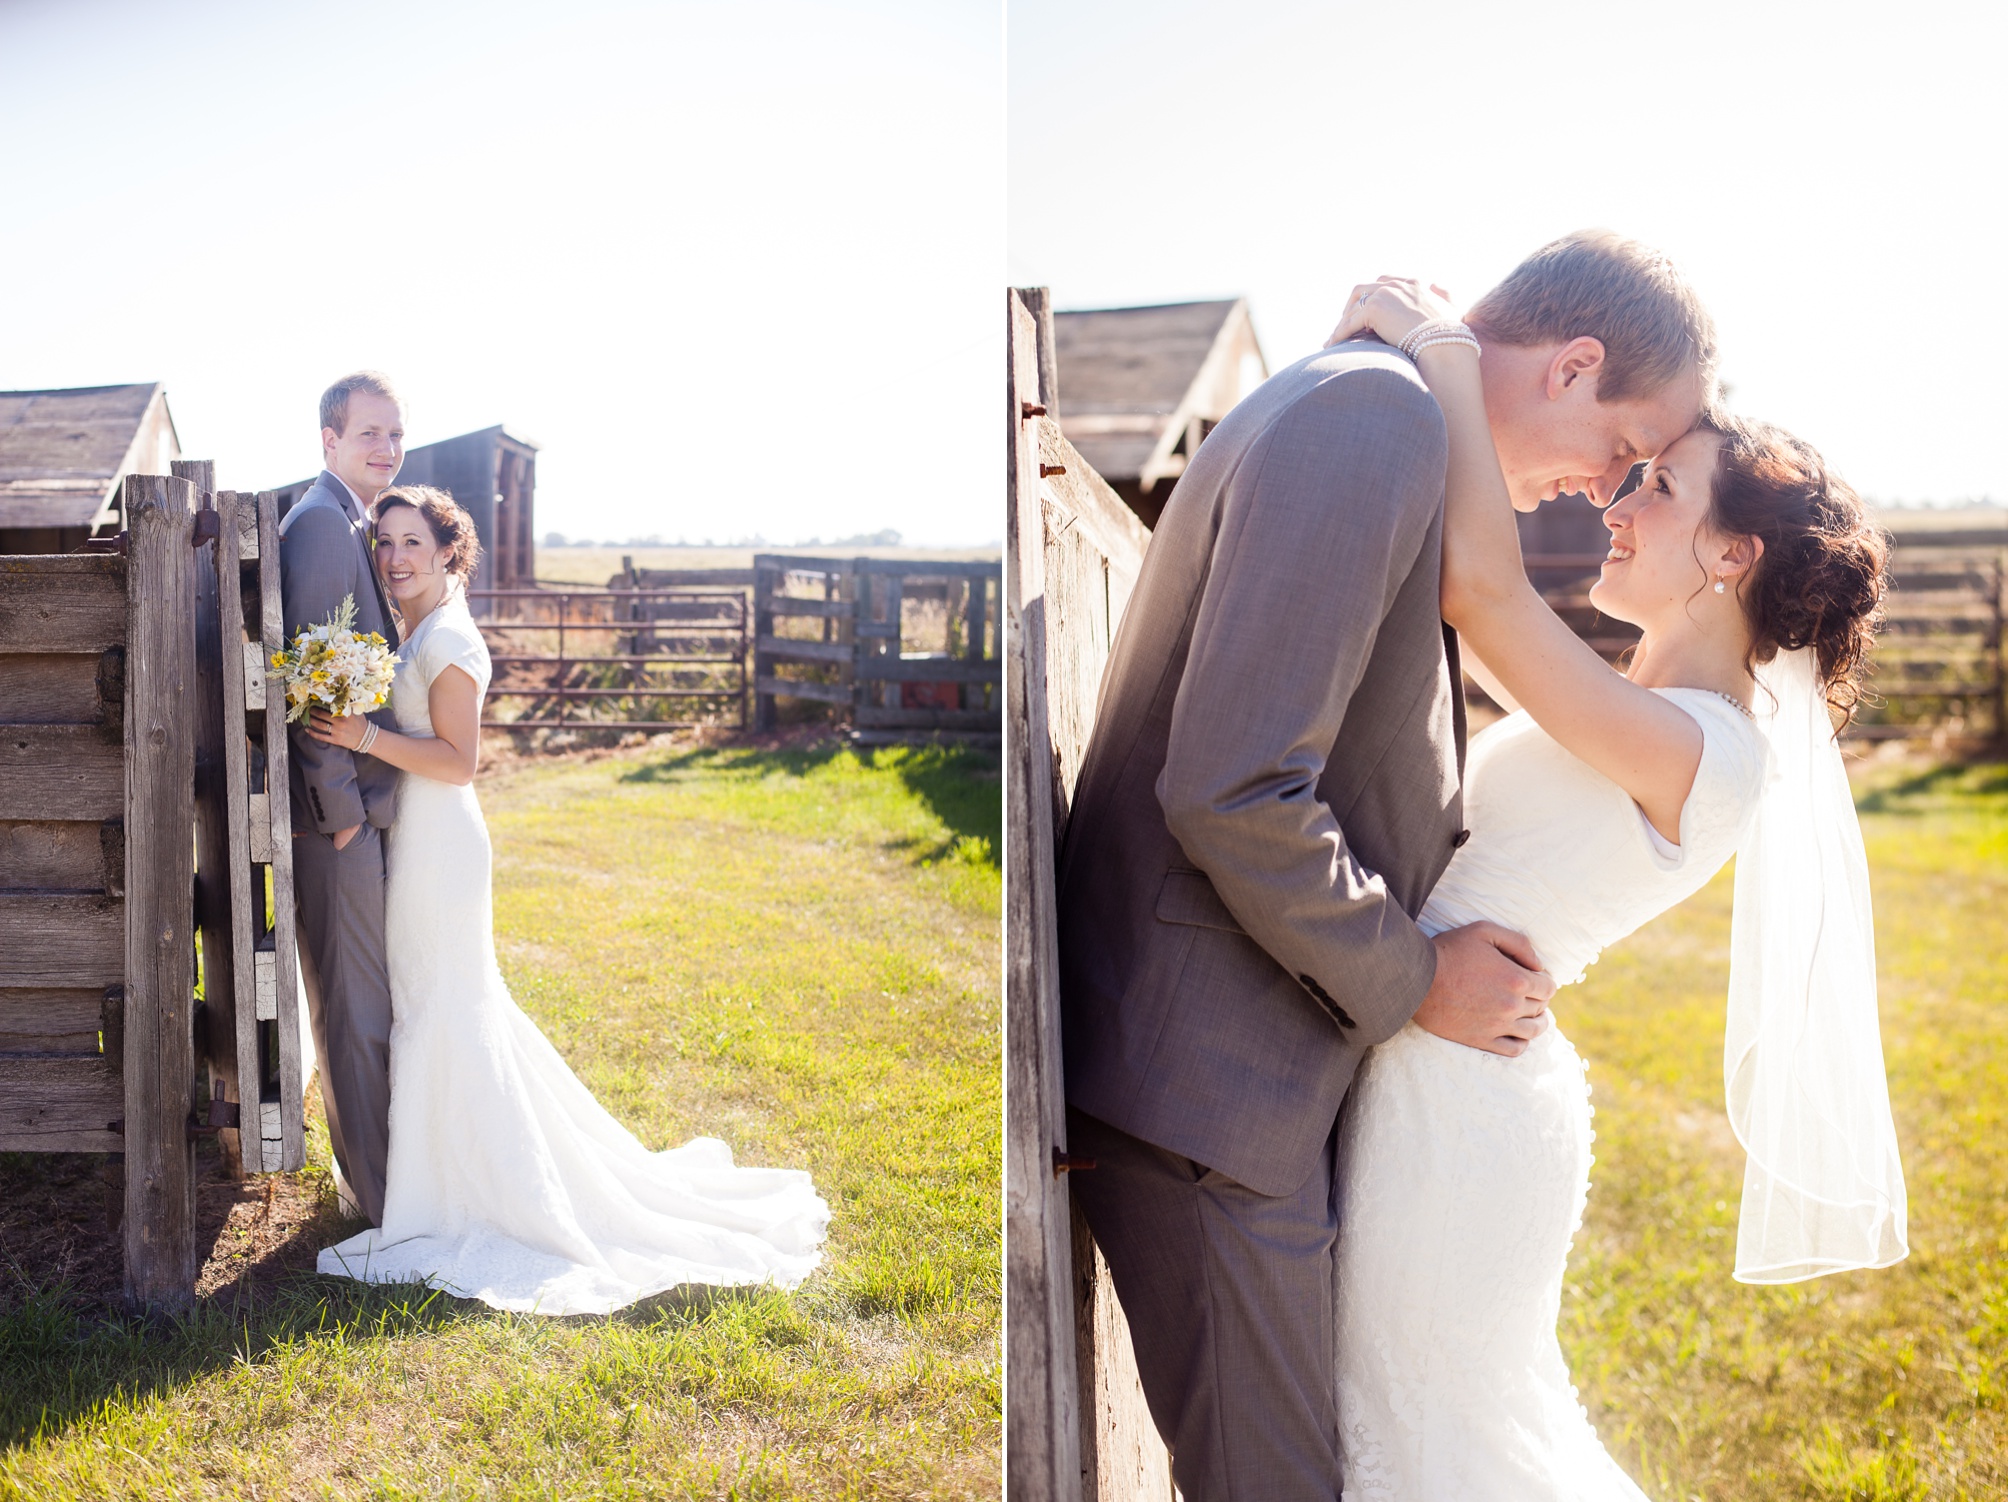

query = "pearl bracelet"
[[1399, 320, 1480, 360], [358, 718, 379, 755]]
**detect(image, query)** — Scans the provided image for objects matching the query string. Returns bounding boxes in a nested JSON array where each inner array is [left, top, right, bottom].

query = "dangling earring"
[[1714, 576, 1727, 595]]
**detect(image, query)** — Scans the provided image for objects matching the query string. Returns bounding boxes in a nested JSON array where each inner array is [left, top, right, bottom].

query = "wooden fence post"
[[176, 459, 242, 1176], [121, 474, 200, 1314], [1006, 287, 1084, 1501]]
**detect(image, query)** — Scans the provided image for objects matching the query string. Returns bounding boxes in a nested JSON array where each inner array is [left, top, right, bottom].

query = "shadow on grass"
[[0, 1273, 490, 1451], [1854, 760, 2008, 815], [620, 740, 1001, 868], [0, 1267, 806, 1452]]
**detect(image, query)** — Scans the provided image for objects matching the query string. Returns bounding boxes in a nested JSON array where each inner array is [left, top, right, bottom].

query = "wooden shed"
[[0, 384, 181, 554], [272, 424, 539, 608], [1052, 299, 1267, 529]]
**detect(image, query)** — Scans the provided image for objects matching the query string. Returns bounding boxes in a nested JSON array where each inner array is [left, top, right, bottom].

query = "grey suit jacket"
[[1057, 341, 1468, 1197], [279, 471, 402, 835]]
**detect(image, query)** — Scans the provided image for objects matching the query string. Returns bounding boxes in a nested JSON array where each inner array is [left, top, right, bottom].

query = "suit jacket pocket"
[[1154, 867, 1244, 933]]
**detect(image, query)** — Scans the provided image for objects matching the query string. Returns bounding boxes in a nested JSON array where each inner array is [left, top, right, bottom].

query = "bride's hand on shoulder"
[[1324, 277, 1459, 351], [307, 707, 368, 749]]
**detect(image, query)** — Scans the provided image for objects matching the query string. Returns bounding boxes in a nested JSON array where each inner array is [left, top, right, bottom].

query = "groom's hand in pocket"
[[1411, 922, 1555, 1057]]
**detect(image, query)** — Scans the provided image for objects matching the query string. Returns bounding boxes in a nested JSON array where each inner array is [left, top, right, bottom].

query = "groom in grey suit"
[[279, 371, 407, 1226], [1058, 232, 1715, 1499]]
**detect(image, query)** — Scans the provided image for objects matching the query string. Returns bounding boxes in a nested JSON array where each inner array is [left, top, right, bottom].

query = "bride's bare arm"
[[1329, 284, 1701, 840], [1462, 648, 1520, 715], [307, 666, 482, 786]]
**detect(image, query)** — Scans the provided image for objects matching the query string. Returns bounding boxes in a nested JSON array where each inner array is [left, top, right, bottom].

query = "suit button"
[[1452, 829, 1472, 849]]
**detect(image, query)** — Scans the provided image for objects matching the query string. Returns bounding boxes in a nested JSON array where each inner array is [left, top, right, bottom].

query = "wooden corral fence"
[[0, 473, 304, 1312], [1520, 525, 2007, 742], [467, 585, 750, 732], [1859, 526, 2005, 741], [754, 554, 1002, 744], [1007, 286, 1172, 1502]]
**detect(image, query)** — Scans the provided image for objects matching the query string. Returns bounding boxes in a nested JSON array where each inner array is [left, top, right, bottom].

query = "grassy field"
[[1564, 760, 2008, 1500], [0, 739, 1001, 1499]]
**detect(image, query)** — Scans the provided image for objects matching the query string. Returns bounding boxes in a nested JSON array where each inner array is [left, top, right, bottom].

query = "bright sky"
[[1009, 0, 2008, 508], [0, 0, 1002, 546]]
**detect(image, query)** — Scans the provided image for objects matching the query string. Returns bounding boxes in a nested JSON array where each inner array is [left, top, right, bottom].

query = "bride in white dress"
[[306, 486, 828, 1316], [1322, 284, 1908, 1497]]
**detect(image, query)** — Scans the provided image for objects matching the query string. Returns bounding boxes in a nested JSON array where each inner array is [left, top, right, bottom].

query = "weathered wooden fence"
[[1007, 285, 1171, 1502], [0, 474, 303, 1311], [1519, 526, 2007, 742], [753, 554, 1002, 743], [1858, 527, 2005, 741], [469, 585, 750, 731]]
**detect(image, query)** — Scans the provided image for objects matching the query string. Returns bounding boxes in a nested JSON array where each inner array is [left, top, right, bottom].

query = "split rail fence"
[[0, 474, 305, 1313]]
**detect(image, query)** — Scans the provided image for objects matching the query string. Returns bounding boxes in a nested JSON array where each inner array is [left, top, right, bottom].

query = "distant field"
[[533, 546, 1002, 587]]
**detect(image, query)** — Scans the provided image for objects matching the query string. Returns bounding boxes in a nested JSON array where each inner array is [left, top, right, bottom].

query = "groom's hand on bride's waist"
[[1411, 922, 1555, 1058]]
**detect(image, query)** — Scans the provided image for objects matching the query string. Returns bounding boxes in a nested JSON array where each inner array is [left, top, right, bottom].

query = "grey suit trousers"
[[1069, 1105, 1341, 1502], [292, 822, 393, 1226]]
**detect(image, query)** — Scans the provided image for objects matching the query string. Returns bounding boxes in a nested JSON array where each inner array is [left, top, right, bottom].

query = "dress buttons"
[[1452, 829, 1472, 849]]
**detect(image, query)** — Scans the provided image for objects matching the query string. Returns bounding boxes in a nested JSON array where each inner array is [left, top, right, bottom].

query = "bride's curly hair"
[[374, 485, 483, 579], [1704, 416, 1888, 726]]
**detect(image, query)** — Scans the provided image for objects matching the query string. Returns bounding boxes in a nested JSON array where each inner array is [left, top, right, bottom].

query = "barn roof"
[[0, 383, 173, 529], [1052, 299, 1262, 486]]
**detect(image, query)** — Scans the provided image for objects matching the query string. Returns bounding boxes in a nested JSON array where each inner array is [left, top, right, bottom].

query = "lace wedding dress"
[[318, 591, 828, 1315], [1335, 689, 1766, 1500]]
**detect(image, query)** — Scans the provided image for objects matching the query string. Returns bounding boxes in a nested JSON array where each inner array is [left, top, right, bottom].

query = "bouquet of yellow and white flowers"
[[271, 594, 397, 725]]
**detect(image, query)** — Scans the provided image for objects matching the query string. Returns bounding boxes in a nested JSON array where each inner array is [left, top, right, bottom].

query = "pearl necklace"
[[1707, 689, 1754, 720]]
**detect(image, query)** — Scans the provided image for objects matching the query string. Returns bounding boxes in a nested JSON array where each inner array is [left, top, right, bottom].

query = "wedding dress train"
[[319, 592, 828, 1315], [1335, 690, 1765, 1499]]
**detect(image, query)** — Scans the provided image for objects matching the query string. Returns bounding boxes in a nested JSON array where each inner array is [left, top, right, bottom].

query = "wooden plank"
[[216, 491, 263, 1175], [254, 950, 276, 1021], [855, 706, 1001, 730], [256, 491, 306, 1173], [0, 555, 127, 652], [851, 557, 1002, 578], [0, 893, 123, 986], [1005, 287, 1084, 1502], [0, 819, 110, 890], [121, 474, 200, 1314], [0, 1054, 122, 1152], [243, 641, 265, 709], [180, 461, 242, 1169], [765, 597, 852, 619], [753, 674, 854, 706], [755, 634, 851, 666], [248, 793, 272, 862], [0, 988, 104, 1054], [0, 653, 106, 724], [0, 724, 124, 820], [855, 657, 1003, 684]]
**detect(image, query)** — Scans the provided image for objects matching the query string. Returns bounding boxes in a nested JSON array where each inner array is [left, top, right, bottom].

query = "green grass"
[[0, 740, 1001, 1499], [1562, 761, 2008, 1500]]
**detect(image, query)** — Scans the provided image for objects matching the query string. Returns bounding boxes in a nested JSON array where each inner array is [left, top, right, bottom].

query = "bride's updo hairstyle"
[[374, 485, 483, 580], [1705, 417, 1888, 726]]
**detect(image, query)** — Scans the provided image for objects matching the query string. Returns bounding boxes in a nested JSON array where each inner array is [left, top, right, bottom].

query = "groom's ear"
[[322, 424, 341, 460], [1545, 337, 1607, 400]]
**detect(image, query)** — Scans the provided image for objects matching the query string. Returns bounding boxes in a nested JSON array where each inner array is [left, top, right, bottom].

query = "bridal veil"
[[1725, 646, 1909, 1282]]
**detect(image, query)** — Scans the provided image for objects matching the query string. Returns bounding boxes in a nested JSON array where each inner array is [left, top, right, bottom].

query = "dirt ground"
[[0, 1138, 351, 1314]]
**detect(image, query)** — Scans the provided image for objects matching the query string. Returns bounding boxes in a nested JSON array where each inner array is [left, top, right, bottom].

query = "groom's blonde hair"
[[1467, 230, 1718, 406], [320, 370, 403, 437]]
